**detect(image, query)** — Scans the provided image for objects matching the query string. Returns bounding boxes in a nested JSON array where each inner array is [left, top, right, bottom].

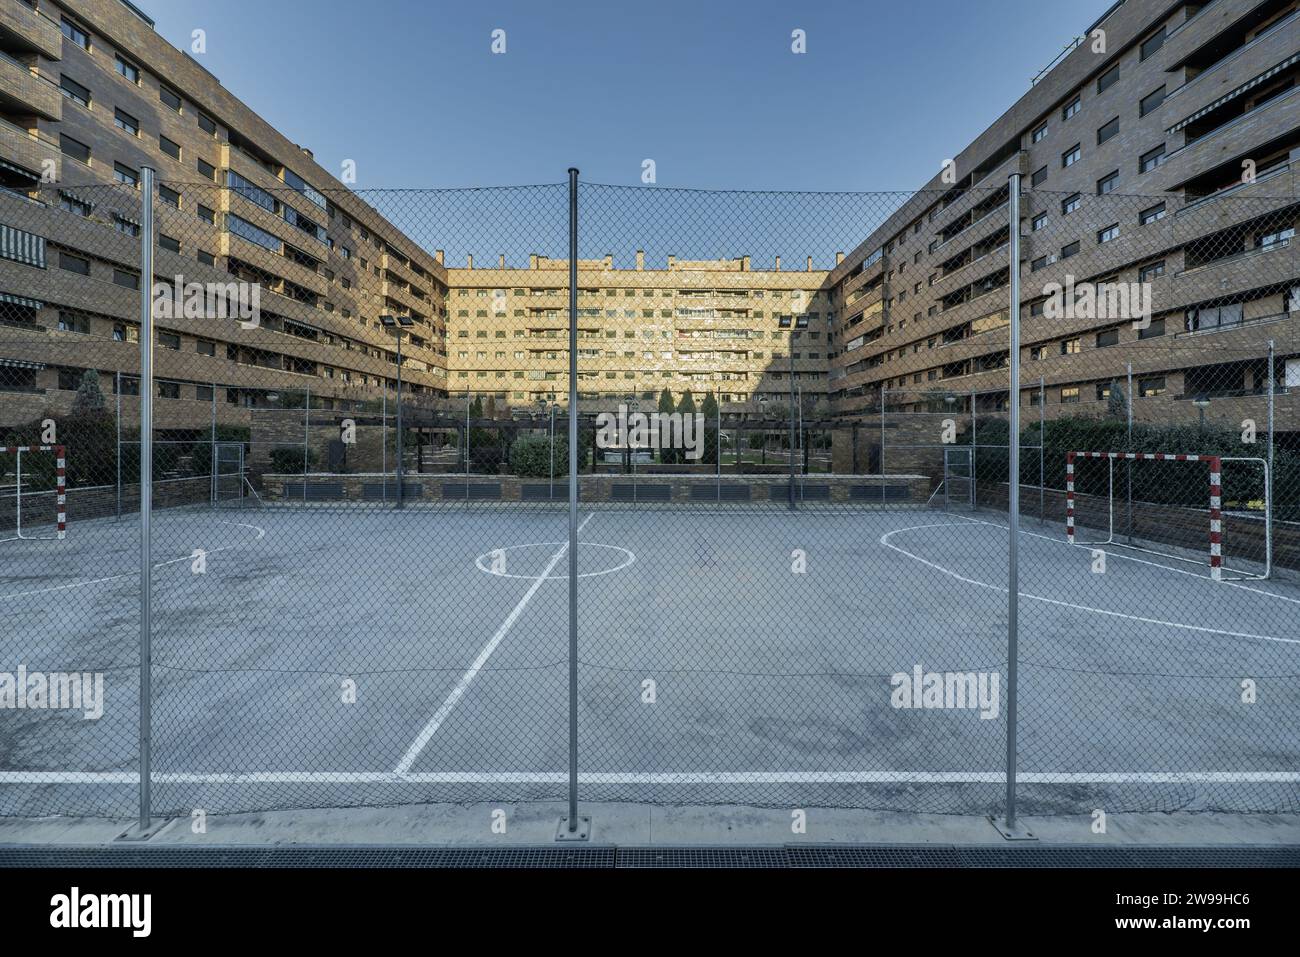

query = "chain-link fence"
[[1, 173, 1296, 822]]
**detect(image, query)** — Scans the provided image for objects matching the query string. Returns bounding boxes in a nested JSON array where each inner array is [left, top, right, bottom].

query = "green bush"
[[510, 433, 568, 477], [269, 446, 319, 474]]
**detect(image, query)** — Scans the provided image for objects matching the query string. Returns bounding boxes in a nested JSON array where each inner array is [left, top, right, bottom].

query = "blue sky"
[[145, 0, 1116, 192]]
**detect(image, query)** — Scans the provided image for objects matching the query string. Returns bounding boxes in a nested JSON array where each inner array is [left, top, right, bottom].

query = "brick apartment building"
[[1, 0, 1297, 445], [826, 0, 1300, 438]]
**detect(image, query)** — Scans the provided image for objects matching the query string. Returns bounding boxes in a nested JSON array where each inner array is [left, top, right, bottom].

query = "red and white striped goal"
[[1, 445, 66, 541], [1066, 451, 1223, 581]]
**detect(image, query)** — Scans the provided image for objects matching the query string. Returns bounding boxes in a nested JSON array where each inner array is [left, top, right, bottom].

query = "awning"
[[0, 357, 45, 370], [0, 159, 39, 182], [1169, 52, 1300, 133], [0, 292, 42, 309]]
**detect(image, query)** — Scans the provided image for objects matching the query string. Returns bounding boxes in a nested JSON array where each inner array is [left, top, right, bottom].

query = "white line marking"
[[0, 521, 266, 602], [394, 512, 594, 773], [475, 541, 634, 579], [956, 513, 1300, 607], [0, 770, 1296, 785], [879, 523, 1299, 645]]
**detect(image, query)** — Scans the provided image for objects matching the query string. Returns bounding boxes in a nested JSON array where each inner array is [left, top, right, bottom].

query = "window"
[[157, 332, 180, 350], [227, 213, 281, 252], [1256, 227, 1295, 250], [61, 17, 89, 49], [113, 214, 138, 236], [1139, 202, 1166, 225], [115, 55, 140, 83], [1139, 260, 1165, 282], [113, 108, 139, 136], [160, 86, 182, 112], [1137, 317, 1165, 340], [1060, 338, 1081, 355], [1061, 240, 1080, 259], [1097, 117, 1120, 144], [59, 191, 92, 216], [113, 269, 138, 289], [1032, 212, 1047, 231], [114, 162, 139, 187], [196, 385, 214, 401], [1060, 387, 1081, 404], [1031, 166, 1048, 187], [159, 234, 181, 253], [1139, 86, 1166, 117], [57, 312, 89, 334], [1062, 144, 1081, 167], [1096, 328, 1119, 348], [113, 324, 139, 344], [1140, 27, 1166, 61], [1063, 96, 1081, 120], [197, 205, 216, 225], [197, 112, 217, 136], [59, 76, 90, 107], [158, 185, 181, 208], [197, 158, 216, 181], [1185, 303, 1243, 332], [1062, 193, 1081, 215], [59, 134, 90, 164], [1138, 376, 1167, 397], [160, 136, 181, 159], [157, 381, 180, 400], [1031, 122, 1048, 143], [1098, 223, 1120, 244], [1097, 170, 1119, 194], [59, 252, 90, 275], [196, 339, 216, 356], [1139, 145, 1165, 173], [197, 250, 216, 267], [1097, 64, 1120, 94]]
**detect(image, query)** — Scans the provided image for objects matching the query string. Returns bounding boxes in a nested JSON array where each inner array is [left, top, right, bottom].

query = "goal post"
[[0, 445, 67, 542], [1065, 451, 1271, 581]]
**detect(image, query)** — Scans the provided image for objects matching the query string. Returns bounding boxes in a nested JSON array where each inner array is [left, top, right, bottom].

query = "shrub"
[[510, 433, 568, 477], [269, 446, 319, 474]]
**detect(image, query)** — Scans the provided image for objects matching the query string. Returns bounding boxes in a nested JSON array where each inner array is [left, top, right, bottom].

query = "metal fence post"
[[303, 386, 310, 504], [788, 333, 797, 509], [1125, 362, 1134, 543], [381, 390, 387, 505], [115, 370, 122, 522], [136, 166, 156, 835], [1267, 339, 1275, 574], [209, 381, 217, 506], [1002, 170, 1023, 837], [559, 167, 587, 839], [395, 339, 404, 510], [1038, 376, 1045, 524], [879, 389, 886, 507]]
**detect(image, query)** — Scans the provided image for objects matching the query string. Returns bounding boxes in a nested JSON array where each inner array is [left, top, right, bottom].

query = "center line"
[[394, 512, 593, 773]]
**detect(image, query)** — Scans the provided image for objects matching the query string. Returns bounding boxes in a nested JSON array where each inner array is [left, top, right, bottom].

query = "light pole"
[[1194, 395, 1210, 436], [381, 315, 414, 508]]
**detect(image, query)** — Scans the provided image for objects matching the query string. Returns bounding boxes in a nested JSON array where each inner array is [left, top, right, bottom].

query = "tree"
[[657, 388, 677, 464], [699, 392, 719, 466], [71, 370, 106, 416], [1106, 381, 1128, 420]]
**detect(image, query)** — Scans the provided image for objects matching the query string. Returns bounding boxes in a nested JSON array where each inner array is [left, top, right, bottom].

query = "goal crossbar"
[[1, 445, 66, 541], [1065, 451, 1269, 582]]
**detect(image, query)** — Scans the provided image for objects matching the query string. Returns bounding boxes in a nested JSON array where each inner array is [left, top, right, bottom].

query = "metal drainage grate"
[[0, 845, 615, 868], [616, 847, 791, 868]]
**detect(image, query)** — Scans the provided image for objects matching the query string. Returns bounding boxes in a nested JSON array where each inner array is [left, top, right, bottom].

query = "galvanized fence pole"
[[1267, 339, 1275, 575], [1038, 375, 1045, 524], [1004, 171, 1022, 832], [115, 370, 122, 522], [1125, 362, 1134, 542], [564, 168, 583, 836], [137, 166, 156, 833]]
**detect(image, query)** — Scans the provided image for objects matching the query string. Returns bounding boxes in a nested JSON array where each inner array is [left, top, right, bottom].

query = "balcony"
[[0, 115, 57, 180], [0, 50, 59, 120], [0, 1, 61, 60]]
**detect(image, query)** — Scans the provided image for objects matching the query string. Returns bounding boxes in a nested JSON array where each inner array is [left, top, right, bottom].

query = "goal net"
[[1066, 451, 1271, 581], [0, 445, 67, 543]]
